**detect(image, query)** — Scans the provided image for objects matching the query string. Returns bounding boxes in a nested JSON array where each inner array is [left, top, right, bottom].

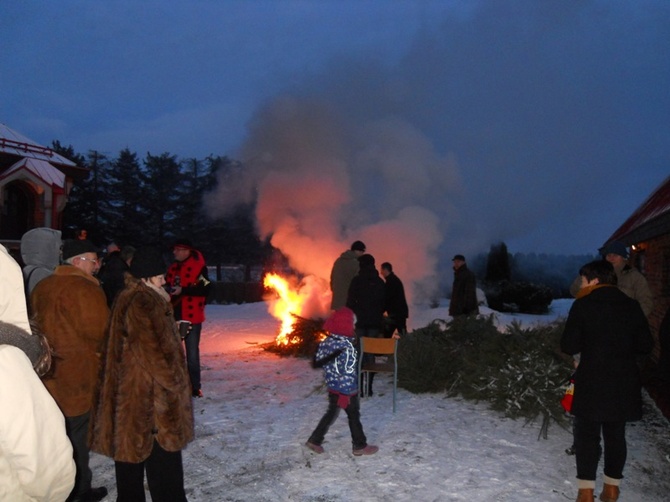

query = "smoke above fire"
[[204, 96, 462, 315]]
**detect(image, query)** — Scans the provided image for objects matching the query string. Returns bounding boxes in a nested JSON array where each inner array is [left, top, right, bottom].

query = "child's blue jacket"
[[314, 334, 358, 395]]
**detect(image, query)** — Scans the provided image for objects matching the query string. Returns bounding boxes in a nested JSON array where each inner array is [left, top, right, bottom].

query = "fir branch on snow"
[[397, 315, 573, 438]]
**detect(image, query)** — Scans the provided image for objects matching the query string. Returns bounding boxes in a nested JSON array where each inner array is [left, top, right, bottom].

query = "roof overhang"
[[606, 175, 670, 247], [0, 157, 66, 192]]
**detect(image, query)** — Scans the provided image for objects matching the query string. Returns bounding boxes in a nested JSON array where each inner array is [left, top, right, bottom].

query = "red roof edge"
[[607, 175, 670, 244]]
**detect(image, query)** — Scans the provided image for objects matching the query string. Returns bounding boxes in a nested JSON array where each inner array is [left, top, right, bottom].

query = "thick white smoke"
[[205, 95, 462, 318]]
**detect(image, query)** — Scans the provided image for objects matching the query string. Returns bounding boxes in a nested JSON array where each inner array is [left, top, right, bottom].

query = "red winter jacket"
[[165, 250, 210, 324]]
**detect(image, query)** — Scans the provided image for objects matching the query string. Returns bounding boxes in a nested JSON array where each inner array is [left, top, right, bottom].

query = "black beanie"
[[130, 247, 166, 279], [351, 240, 366, 252], [62, 239, 98, 260]]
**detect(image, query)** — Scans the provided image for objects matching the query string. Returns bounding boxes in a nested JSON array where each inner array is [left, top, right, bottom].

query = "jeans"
[[574, 416, 626, 481], [115, 440, 187, 502], [309, 393, 367, 450], [65, 412, 93, 498], [184, 323, 202, 393]]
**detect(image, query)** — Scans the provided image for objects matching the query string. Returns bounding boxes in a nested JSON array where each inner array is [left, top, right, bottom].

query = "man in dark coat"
[[449, 254, 478, 317], [561, 259, 652, 502], [346, 253, 385, 396], [380, 262, 408, 337]]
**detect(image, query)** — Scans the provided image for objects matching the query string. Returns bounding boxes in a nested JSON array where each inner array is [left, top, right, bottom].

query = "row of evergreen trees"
[[472, 242, 597, 300], [53, 142, 269, 275]]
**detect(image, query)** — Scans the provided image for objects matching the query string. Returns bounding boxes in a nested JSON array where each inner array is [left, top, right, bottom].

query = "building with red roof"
[[0, 123, 87, 250]]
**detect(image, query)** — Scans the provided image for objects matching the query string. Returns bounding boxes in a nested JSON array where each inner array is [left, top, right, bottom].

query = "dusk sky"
[[2, 0, 669, 257]]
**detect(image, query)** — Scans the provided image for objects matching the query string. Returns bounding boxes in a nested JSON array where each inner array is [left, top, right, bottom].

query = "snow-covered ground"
[[90, 299, 670, 501]]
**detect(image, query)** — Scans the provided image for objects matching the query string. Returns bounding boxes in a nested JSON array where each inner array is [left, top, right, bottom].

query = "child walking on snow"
[[306, 306, 378, 456]]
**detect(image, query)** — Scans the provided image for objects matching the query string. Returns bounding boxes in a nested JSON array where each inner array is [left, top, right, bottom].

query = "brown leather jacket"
[[31, 265, 109, 416]]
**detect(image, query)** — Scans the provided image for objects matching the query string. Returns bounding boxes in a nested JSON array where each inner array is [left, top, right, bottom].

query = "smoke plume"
[[205, 95, 461, 316]]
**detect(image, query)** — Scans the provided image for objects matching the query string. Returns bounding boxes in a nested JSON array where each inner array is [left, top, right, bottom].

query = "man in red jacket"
[[165, 239, 211, 398]]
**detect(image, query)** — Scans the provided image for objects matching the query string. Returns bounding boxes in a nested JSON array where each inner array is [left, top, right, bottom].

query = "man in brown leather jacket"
[[31, 239, 110, 502]]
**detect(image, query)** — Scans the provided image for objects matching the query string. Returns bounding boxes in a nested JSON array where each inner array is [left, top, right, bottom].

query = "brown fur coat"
[[89, 276, 194, 463]]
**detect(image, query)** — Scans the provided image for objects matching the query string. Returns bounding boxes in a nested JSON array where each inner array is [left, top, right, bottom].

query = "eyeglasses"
[[77, 257, 99, 265]]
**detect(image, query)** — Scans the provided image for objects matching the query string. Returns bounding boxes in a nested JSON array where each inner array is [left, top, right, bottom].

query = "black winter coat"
[[449, 265, 478, 316], [384, 272, 408, 321], [346, 265, 385, 329], [561, 286, 653, 422]]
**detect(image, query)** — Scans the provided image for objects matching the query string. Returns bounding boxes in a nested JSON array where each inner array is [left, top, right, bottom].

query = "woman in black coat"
[[561, 260, 652, 502]]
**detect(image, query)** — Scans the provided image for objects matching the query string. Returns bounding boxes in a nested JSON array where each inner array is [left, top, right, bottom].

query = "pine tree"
[[104, 148, 144, 245], [58, 145, 110, 244], [140, 152, 185, 245], [485, 242, 511, 282]]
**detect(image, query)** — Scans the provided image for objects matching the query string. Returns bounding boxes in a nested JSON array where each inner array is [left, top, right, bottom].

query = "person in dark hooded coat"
[[20, 227, 62, 296], [346, 253, 385, 396]]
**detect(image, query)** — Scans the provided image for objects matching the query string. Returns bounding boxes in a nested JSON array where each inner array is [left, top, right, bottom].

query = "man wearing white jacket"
[[0, 244, 75, 501]]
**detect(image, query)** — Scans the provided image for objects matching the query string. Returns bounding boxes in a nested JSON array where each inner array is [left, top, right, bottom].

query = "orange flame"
[[263, 273, 303, 345]]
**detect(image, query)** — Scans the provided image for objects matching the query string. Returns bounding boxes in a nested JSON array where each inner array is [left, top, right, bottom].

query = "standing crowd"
[[1, 229, 210, 502], [1, 227, 664, 502]]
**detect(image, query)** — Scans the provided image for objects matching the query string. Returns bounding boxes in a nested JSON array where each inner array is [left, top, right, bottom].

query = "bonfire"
[[262, 272, 329, 357]]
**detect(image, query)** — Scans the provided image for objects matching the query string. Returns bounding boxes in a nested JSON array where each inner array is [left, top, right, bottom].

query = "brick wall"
[[640, 235, 670, 362]]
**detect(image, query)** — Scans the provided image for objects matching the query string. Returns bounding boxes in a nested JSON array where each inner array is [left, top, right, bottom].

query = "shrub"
[[483, 280, 553, 314]]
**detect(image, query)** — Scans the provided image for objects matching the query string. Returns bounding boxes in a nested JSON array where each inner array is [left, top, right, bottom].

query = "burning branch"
[[263, 272, 328, 357]]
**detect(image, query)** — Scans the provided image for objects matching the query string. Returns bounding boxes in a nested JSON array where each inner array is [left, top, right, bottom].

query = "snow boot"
[[599, 483, 620, 501], [305, 441, 324, 454], [576, 488, 594, 502], [352, 444, 378, 456]]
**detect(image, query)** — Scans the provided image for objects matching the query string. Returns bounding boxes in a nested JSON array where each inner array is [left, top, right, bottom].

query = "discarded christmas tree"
[[396, 315, 572, 438]]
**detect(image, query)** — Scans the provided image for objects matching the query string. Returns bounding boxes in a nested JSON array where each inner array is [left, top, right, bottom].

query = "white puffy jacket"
[[0, 345, 75, 501]]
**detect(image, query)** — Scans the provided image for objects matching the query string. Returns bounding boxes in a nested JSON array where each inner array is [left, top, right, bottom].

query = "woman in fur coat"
[[89, 247, 194, 502]]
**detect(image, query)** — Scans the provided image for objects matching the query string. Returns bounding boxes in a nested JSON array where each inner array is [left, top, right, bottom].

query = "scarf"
[[143, 279, 172, 303], [575, 283, 615, 299]]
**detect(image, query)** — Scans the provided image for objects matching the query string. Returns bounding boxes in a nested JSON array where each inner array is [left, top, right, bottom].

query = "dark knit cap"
[[600, 241, 629, 259], [452, 254, 466, 261], [130, 247, 166, 279], [172, 238, 194, 250], [358, 253, 375, 268], [62, 239, 98, 260], [350, 240, 366, 252]]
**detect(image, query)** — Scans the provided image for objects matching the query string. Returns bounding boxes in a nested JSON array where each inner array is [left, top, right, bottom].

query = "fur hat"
[[130, 247, 166, 279], [600, 241, 629, 259], [323, 307, 356, 337], [62, 239, 98, 260]]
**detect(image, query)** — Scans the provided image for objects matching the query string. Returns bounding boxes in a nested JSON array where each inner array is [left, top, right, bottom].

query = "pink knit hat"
[[323, 307, 356, 337]]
